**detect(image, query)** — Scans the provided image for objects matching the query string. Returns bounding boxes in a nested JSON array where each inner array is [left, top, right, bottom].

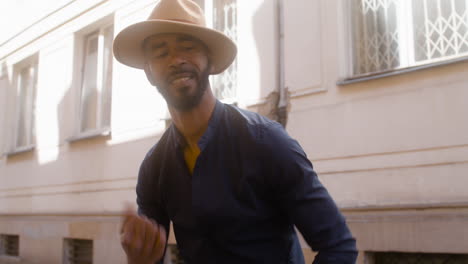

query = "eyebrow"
[[148, 41, 167, 51], [146, 37, 194, 50]]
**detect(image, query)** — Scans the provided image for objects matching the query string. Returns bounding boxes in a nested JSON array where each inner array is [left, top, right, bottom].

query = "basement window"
[[164, 244, 185, 264], [366, 251, 468, 264], [0, 234, 19, 257], [63, 238, 93, 264]]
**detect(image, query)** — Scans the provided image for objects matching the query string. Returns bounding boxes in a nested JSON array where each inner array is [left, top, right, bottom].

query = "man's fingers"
[[120, 209, 166, 263], [130, 216, 144, 255], [120, 214, 134, 234], [150, 224, 167, 261], [123, 202, 136, 214], [120, 203, 136, 234], [121, 217, 136, 258], [157, 225, 167, 260], [142, 217, 157, 257]]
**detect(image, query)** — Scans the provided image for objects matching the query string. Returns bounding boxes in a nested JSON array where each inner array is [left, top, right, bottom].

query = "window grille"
[[63, 238, 93, 264], [191, 0, 238, 102], [351, 0, 468, 76], [366, 252, 468, 264], [412, 0, 468, 62], [208, 0, 238, 102], [0, 234, 19, 257], [77, 23, 113, 137]]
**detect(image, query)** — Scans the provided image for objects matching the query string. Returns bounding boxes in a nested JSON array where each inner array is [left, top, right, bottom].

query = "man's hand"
[[120, 206, 167, 264]]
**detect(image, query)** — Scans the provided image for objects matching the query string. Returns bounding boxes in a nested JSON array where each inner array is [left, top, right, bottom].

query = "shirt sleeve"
[[261, 122, 358, 264], [136, 157, 170, 229], [136, 155, 171, 263]]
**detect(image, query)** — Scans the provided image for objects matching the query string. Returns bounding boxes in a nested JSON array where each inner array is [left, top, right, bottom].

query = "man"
[[113, 0, 358, 263]]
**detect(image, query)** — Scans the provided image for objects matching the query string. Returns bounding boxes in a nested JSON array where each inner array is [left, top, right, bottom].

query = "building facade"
[[0, 0, 467, 263]]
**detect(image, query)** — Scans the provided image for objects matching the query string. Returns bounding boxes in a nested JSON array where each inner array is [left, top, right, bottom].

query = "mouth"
[[172, 76, 192, 86], [168, 72, 196, 85]]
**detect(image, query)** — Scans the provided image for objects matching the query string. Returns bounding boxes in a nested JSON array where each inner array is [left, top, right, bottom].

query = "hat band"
[[164, 18, 200, 26]]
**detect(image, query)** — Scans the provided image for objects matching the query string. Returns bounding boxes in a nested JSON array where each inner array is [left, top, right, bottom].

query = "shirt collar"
[[169, 100, 224, 151]]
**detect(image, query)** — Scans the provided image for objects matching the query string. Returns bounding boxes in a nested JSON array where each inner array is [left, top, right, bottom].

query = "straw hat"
[[113, 0, 237, 74]]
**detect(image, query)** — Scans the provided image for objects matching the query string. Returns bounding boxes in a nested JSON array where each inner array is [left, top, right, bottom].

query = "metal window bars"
[[211, 0, 237, 102], [63, 239, 93, 264], [351, 0, 468, 76], [368, 252, 468, 264], [0, 234, 19, 257]]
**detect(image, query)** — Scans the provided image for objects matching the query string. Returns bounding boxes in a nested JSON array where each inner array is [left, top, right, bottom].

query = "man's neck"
[[169, 90, 216, 150]]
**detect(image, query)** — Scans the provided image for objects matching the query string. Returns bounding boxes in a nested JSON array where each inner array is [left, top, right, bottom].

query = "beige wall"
[[281, 0, 468, 262], [1, 0, 467, 263], [0, 214, 125, 264], [0, 0, 160, 214], [282, 0, 468, 210]]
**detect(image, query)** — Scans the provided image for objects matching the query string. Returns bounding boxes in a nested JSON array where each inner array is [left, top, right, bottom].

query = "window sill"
[[337, 56, 468, 86], [0, 255, 21, 263], [6, 145, 35, 157], [67, 129, 111, 143]]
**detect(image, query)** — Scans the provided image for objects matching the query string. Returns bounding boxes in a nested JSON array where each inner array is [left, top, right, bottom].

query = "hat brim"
[[113, 20, 237, 74]]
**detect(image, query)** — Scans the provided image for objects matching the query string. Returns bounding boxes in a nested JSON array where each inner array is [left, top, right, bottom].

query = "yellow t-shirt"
[[184, 146, 200, 174]]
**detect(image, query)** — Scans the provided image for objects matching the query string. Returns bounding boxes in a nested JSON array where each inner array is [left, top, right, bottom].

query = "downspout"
[[276, 0, 288, 127]]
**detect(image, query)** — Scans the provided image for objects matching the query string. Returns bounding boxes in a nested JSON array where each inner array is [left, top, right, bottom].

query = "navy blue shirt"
[[137, 100, 357, 263]]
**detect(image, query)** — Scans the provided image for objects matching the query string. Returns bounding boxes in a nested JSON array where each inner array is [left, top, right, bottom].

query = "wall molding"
[[0, 212, 122, 219], [0, 177, 135, 198], [313, 143, 468, 175], [342, 202, 468, 213], [290, 87, 327, 99]]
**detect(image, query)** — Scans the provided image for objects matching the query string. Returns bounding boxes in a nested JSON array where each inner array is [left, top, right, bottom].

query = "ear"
[[209, 63, 215, 75], [144, 63, 156, 86], [206, 51, 215, 74]]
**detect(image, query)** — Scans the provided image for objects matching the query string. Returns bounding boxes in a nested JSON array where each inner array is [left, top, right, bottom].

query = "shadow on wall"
[[251, 0, 289, 127]]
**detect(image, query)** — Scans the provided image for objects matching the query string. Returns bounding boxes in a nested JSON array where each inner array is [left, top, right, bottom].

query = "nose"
[[168, 52, 187, 68]]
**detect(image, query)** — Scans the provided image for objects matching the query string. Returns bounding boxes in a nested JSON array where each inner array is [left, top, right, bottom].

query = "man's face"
[[143, 33, 212, 112]]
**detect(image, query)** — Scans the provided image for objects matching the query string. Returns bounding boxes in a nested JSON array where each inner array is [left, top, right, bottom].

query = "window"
[[74, 22, 113, 139], [366, 251, 468, 264], [63, 238, 93, 264], [0, 234, 19, 257], [10, 56, 38, 153], [350, 0, 468, 77], [211, 0, 237, 102], [196, 0, 238, 102]]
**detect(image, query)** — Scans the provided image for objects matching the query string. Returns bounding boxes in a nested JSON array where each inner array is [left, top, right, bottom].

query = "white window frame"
[[7, 55, 38, 155], [341, 0, 468, 83], [69, 17, 114, 141], [0, 63, 10, 158]]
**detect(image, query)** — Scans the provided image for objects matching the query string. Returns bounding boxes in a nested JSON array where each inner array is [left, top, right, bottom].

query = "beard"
[[155, 62, 211, 112]]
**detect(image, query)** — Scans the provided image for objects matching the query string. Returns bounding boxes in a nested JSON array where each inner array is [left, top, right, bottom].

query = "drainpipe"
[[277, 0, 288, 127]]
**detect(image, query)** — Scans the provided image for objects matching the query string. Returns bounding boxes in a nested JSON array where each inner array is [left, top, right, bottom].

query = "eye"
[[154, 51, 168, 59], [156, 51, 167, 58]]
